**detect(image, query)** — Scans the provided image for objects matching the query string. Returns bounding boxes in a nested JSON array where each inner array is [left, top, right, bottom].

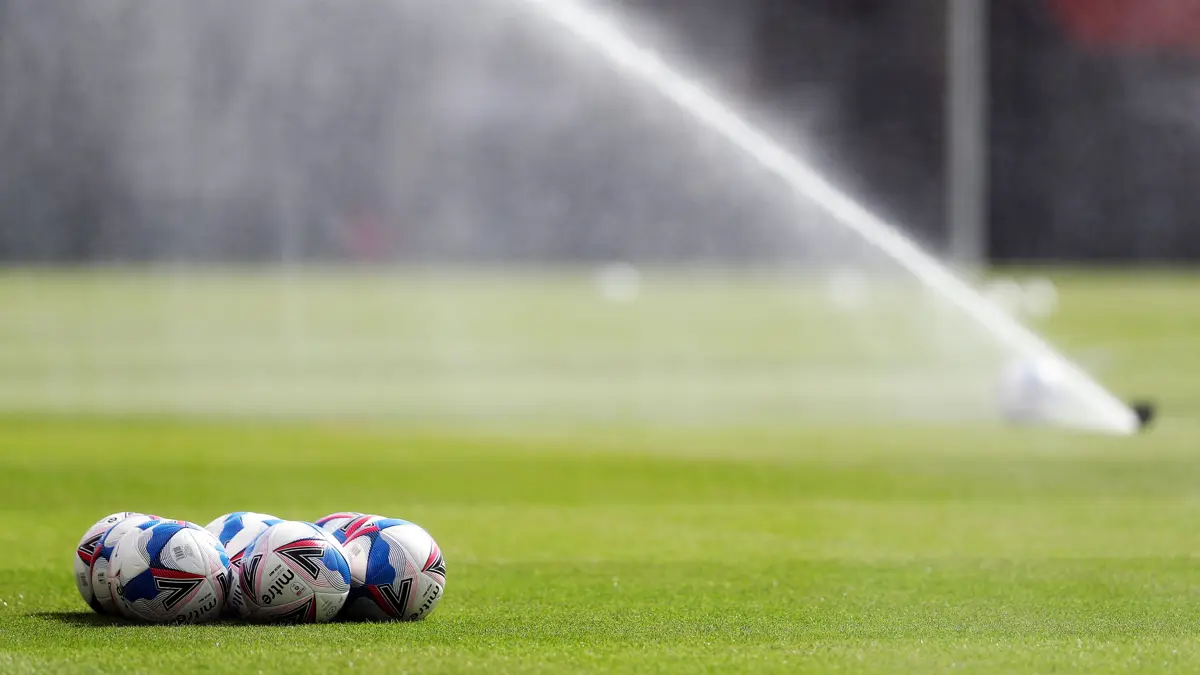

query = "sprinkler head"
[[1130, 400, 1157, 432]]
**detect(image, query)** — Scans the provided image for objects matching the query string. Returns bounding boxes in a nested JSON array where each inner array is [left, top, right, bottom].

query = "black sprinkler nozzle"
[[1131, 400, 1157, 431]]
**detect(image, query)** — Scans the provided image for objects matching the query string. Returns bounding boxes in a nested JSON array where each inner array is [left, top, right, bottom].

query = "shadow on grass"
[[33, 611, 243, 628], [33, 611, 385, 628], [35, 611, 134, 628]]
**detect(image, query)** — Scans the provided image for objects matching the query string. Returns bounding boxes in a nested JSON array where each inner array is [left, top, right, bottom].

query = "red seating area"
[[1049, 0, 1200, 53]]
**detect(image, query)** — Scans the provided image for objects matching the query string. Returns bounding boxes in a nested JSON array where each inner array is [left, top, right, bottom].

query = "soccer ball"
[[90, 514, 161, 614], [341, 518, 446, 621], [74, 512, 138, 613], [105, 521, 153, 619], [314, 512, 366, 543], [204, 512, 281, 612], [103, 516, 166, 618], [111, 520, 231, 623], [237, 521, 350, 623]]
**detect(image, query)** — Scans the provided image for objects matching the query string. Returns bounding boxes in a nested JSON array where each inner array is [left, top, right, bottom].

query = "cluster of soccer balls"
[[73, 511, 446, 624]]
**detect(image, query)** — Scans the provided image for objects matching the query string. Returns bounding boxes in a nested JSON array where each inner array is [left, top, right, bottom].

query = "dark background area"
[[2, 0, 1199, 263], [750, 0, 1200, 261]]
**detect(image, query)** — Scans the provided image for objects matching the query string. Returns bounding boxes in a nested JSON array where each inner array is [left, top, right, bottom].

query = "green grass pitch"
[[1, 269, 1199, 673]]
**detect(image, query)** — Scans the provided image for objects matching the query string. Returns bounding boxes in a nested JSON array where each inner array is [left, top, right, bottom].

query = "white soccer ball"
[[237, 521, 350, 623], [105, 525, 141, 619], [74, 512, 138, 613], [204, 512, 282, 612], [111, 520, 231, 623], [341, 518, 446, 621], [314, 511, 366, 543], [90, 514, 161, 614]]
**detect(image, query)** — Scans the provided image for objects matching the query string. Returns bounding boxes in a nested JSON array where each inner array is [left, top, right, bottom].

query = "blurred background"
[[3, 0, 1199, 263], [0, 0, 1191, 429]]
